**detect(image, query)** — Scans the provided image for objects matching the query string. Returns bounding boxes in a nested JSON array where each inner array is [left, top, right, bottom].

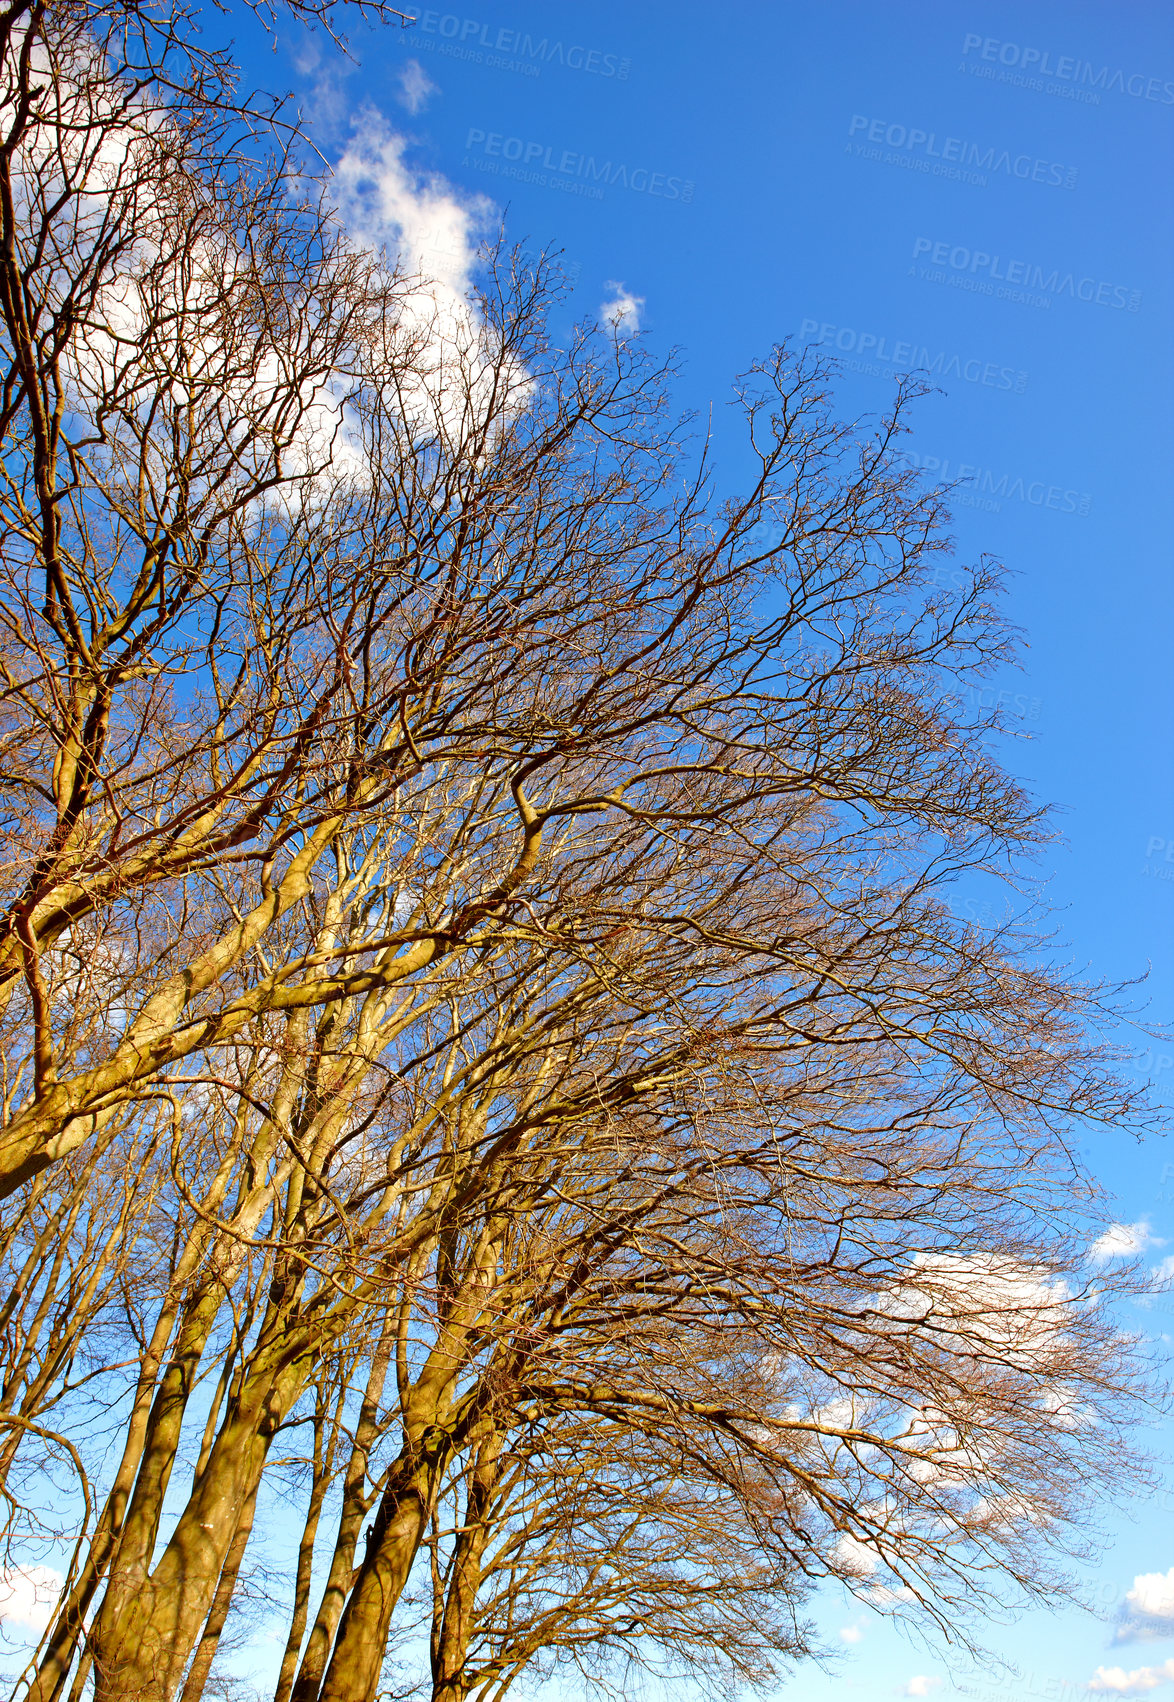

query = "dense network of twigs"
[[0, 4, 1158, 1701]]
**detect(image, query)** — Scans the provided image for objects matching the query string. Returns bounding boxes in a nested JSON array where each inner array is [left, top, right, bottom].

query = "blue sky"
[[219, 3, 1174, 1696]]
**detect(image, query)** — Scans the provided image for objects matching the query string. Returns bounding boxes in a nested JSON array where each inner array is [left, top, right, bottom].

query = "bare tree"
[[0, 8, 1159, 1702], [418, 1407, 815, 1702], [0, 0, 461, 1195]]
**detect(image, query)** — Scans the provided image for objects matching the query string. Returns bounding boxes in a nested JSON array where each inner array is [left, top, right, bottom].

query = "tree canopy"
[[0, 6, 1157, 1702]]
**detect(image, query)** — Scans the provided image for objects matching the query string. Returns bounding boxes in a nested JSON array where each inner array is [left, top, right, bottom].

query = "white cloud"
[[1092, 1222, 1162, 1264], [832, 1534, 879, 1578], [291, 35, 357, 135], [36, 26, 509, 495], [901, 1678, 942, 1697], [0, 1566, 62, 1632], [870, 1582, 918, 1607], [1128, 1571, 1174, 1621], [877, 1253, 1070, 1368], [329, 115, 531, 445], [23, 40, 365, 495], [333, 112, 488, 293], [396, 59, 438, 115], [599, 280, 644, 336], [812, 1396, 857, 1431], [1088, 1660, 1174, 1695], [839, 1621, 864, 1644], [1115, 1569, 1174, 1643]]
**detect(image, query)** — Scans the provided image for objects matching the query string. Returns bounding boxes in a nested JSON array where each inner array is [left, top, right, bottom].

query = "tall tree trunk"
[[287, 1318, 395, 1702], [274, 1388, 336, 1702], [177, 1475, 260, 1702], [26, 1257, 214, 1702], [88, 1332, 304, 1702], [431, 1432, 502, 1702], [313, 1438, 448, 1702]]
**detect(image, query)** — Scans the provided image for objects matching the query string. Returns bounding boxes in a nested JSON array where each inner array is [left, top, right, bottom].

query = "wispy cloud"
[[600, 280, 644, 336], [1115, 1569, 1174, 1643], [832, 1533, 879, 1577], [901, 1678, 943, 1698], [333, 112, 489, 289], [396, 59, 438, 116], [290, 34, 357, 137], [1089, 1659, 1174, 1694], [1091, 1221, 1162, 1264], [0, 1566, 62, 1631], [330, 116, 531, 443]]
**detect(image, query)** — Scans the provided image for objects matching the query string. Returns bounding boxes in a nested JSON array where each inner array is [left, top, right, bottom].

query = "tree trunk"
[[88, 1338, 304, 1702], [314, 1439, 448, 1702], [274, 1388, 336, 1702], [177, 1474, 260, 1702], [431, 1432, 502, 1702], [286, 1316, 396, 1702]]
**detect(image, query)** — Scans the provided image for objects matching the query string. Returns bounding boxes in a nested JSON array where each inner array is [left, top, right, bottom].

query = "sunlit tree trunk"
[[430, 1431, 503, 1702], [177, 1476, 261, 1702], [316, 1438, 451, 1702], [283, 1317, 396, 1702], [89, 1327, 304, 1701]]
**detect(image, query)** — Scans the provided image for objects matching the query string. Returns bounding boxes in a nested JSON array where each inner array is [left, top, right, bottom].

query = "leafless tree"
[[417, 1405, 815, 1702], [0, 8, 1159, 1702]]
